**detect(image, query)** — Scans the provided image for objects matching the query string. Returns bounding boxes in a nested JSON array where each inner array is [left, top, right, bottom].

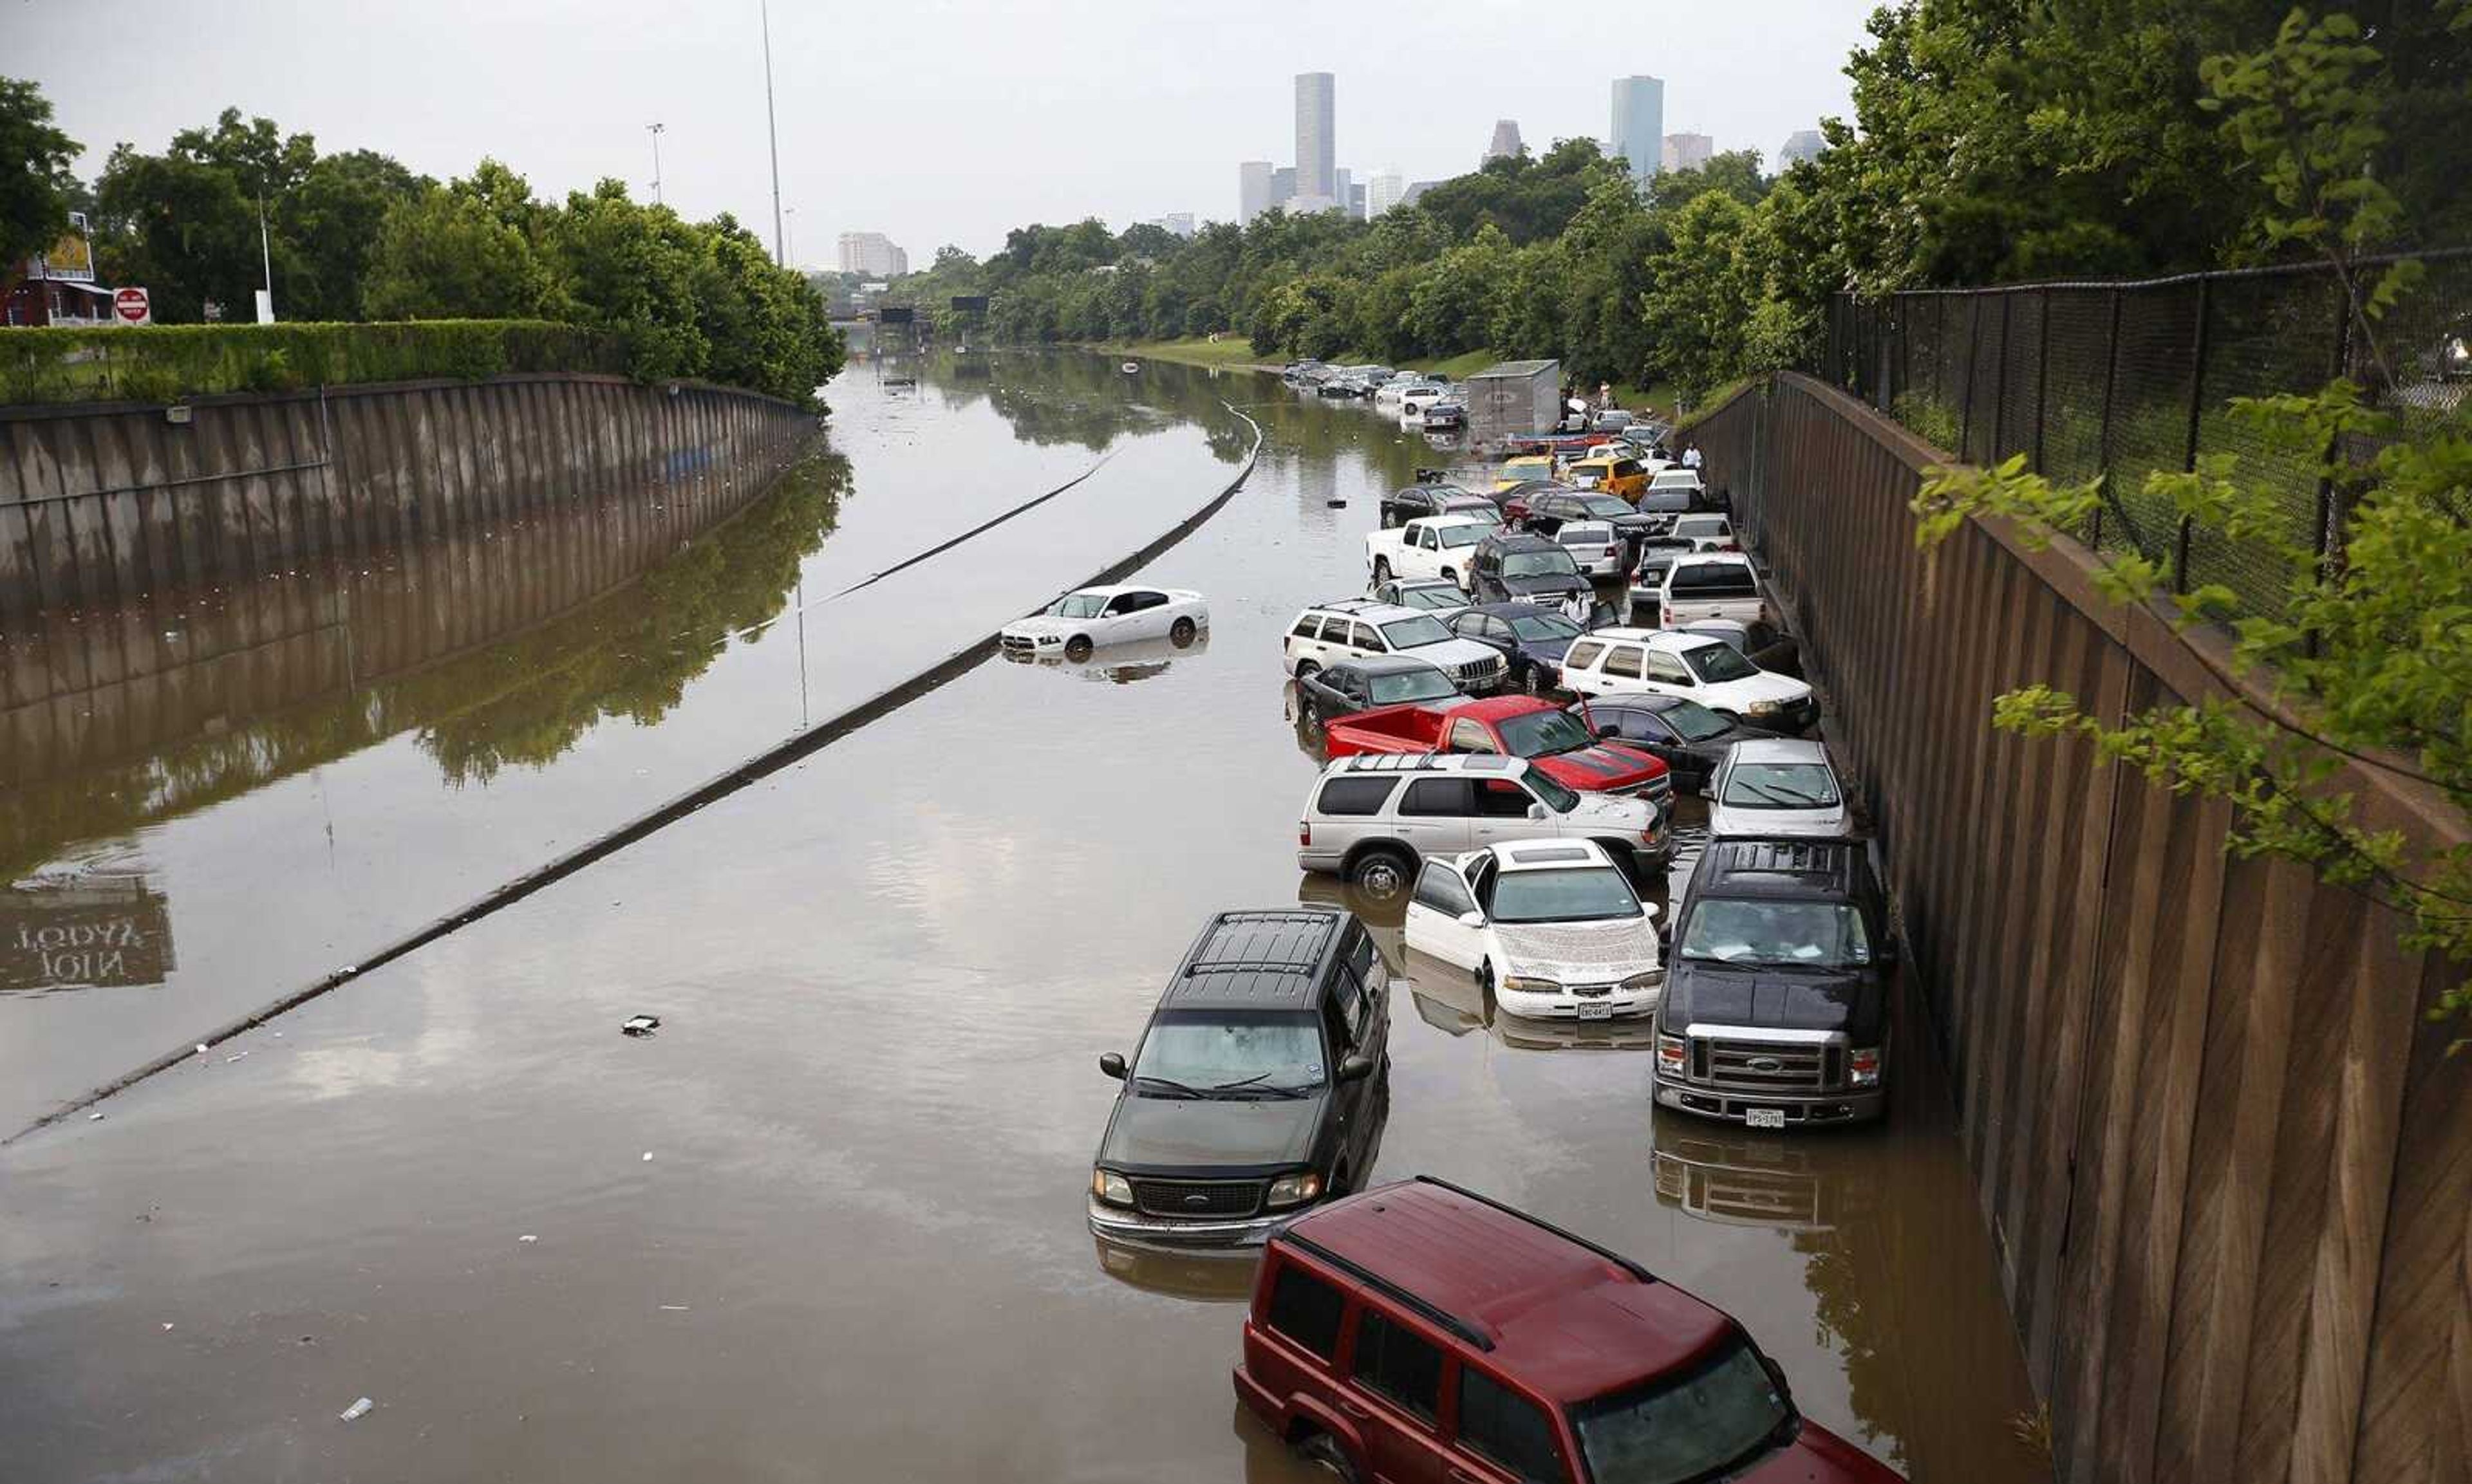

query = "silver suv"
[[1296, 753, 1663, 904], [1284, 598, 1506, 693]]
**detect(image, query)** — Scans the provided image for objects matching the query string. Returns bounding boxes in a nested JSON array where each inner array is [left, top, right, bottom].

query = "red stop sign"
[[113, 288, 151, 325]]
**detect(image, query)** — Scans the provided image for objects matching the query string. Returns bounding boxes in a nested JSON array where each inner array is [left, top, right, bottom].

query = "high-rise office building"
[[1148, 213, 1197, 239], [1333, 168, 1353, 216], [1611, 76, 1665, 184], [1239, 161, 1275, 225], [1662, 132, 1713, 172], [1272, 167, 1297, 208], [1779, 128, 1827, 169], [1349, 183, 1367, 220], [836, 232, 908, 277], [1367, 168, 1407, 218], [1295, 72, 1335, 199], [1484, 120, 1524, 162]]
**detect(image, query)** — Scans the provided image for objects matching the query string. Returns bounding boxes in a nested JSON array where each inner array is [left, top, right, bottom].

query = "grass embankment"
[[1100, 335, 1680, 421]]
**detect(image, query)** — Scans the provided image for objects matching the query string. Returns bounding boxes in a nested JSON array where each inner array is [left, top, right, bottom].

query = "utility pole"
[[256, 193, 276, 324], [761, 0, 785, 266], [647, 122, 666, 206], [784, 207, 797, 267]]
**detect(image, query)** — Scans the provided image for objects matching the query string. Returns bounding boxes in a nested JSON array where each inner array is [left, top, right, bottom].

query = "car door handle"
[[1338, 1399, 1370, 1420]]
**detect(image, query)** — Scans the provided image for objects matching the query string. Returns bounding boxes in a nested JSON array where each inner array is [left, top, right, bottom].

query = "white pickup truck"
[[1653, 552, 1769, 629], [1366, 514, 1498, 588]]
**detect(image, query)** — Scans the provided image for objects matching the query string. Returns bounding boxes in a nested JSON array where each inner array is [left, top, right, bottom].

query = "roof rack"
[[1282, 1234, 1497, 1353], [1412, 1176, 1658, 1286]]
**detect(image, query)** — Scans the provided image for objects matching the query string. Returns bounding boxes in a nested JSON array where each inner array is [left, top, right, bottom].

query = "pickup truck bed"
[[1324, 696, 1672, 800]]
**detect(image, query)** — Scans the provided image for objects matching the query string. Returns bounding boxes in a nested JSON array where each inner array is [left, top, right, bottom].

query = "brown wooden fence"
[[1691, 371, 2470, 1483]]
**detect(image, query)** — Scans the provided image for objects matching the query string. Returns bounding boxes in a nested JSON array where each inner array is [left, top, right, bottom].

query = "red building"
[[3, 213, 121, 327]]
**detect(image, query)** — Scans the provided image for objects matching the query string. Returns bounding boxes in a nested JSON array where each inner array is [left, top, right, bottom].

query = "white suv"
[[1297, 754, 1663, 903], [1284, 599, 1506, 693], [1559, 627, 1817, 733]]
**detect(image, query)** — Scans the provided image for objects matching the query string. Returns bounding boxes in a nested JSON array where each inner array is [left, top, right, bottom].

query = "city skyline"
[[1612, 75, 1665, 185], [14, 2, 1869, 259]]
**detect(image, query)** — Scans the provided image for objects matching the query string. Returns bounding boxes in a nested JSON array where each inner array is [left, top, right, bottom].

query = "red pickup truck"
[[1324, 695, 1672, 801]]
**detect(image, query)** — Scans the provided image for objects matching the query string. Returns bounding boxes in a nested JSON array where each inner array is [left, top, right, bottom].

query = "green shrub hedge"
[[0, 320, 631, 405]]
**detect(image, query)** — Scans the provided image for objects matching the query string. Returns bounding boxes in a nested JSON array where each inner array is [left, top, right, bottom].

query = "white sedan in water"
[[1404, 839, 1663, 1021], [1000, 585, 1208, 660]]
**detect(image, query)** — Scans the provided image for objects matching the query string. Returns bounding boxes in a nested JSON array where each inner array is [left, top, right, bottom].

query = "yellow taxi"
[[1563, 452, 1651, 500], [1492, 454, 1556, 492]]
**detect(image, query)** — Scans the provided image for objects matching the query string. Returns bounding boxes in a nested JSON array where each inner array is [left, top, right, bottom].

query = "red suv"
[[1233, 1176, 1902, 1483]]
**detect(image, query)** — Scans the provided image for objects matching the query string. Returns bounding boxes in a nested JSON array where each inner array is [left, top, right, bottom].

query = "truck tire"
[[1347, 846, 1416, 904]]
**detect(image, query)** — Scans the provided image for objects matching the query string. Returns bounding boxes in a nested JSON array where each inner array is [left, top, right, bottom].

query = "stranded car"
[[1654, 837, 1894, 1127], [1569, 694, 1772, 794], [1654, 553, 1770, 628], [1552, 521, 1627, 580], [1367, 514, 1499, 586], [1381, 484, 1498, 528], [1322, 694, 1673, 802], [1297, 754, 1665, 902], [1559, 629, 1819, 733], [1089, 909, 1389, 1247], [1235, 1175, 1904, 1483], [1707, 738, 1849, 837], [1467, 533, 1591, 606], [1000, 585, 1208, 660], [1405, 840, 1663, 1021], [1295, 655, 1461, 728], [1369, 576, 1474, 616], [1284, 600, 1508, 694], [1443, 602, 1587, 694]]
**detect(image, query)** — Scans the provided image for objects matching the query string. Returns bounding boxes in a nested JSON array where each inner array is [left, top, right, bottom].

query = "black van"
[[1088, 910, 1390, 1248]]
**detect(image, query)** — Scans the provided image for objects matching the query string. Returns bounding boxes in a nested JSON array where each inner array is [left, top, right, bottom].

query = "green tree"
[[547, 180, 710, 381], [0, 77, 80, 272], [283, 149, 428, 319], [364, 184, 552, 319], [92, 145, 263, 322]]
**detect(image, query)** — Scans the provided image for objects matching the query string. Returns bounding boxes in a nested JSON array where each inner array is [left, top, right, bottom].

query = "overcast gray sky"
[[20, 0, 1870, 267]]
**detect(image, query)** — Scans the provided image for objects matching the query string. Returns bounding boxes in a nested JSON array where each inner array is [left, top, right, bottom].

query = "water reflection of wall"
[[0, 456, 847, 877], [0, 875, 173, 994]]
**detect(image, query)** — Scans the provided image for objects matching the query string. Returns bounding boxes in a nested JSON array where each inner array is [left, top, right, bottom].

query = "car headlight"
[[1656, 1035, 1687, 1077], [1038, 634, 1062, 646], [1265, 1171, 1325, 1210], [1501, 975, 1560, 995], [1620, 970, 1664, 992], [1092, 1169, 1134, 1207], [1848, 1046, 1883, 1087], [1744, 698, 1783, 718]]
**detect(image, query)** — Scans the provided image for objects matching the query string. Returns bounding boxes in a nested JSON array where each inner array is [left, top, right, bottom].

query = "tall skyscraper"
[[1272, 167, 1297, 208], [1662, 132, 1713, 172], [1295, 73, 1335, 199], [1779, 128, 1828, 169], [1367, 167, 1407, 218], [1611, 76, 1666, 185], [836, 232, 908, 277], [1333, 167, 1353, 217], [1239, 160, 1275, 225], [1484, 120, 1524, 162], [1349, 183, 1367, 220]]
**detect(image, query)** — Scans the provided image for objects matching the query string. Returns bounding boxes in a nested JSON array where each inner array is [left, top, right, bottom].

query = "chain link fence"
[[1822, 250, 2472, 615]]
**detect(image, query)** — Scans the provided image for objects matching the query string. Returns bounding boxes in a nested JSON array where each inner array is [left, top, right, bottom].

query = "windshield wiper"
[[1134, 1074, 1204, 1099], [1210, 1071, 1271, 1091], [1210, 1072, 1317, 1099], [1739, 783, 1823, 807]]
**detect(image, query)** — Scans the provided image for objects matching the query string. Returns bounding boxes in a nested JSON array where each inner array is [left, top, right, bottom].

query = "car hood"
[[1663, 964, 1884, 1041], [1708, 802, 1849, 837], [1002, 616, 1078, 640], [1406, 636, 1506, 670], [1709, 669, 1813, 705], [1497, 572, 1591, 598], [1533, 743, 1665, 792], [1492, 919, 1660, 979], [1098, 1092, 1327, 1173], [1562, 793, 1656, 831]]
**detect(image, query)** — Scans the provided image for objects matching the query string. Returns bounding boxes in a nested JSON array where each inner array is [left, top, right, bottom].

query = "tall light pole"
[[256, 192, 276, 323], [646, 122, 666, 206], [783, 207, 797, 267], [760, 0, 785, 266]]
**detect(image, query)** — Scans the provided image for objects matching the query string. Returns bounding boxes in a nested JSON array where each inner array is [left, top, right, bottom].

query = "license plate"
[[1576, 1002, 1613, 1021], [1745, 1108, 1787, 1130]]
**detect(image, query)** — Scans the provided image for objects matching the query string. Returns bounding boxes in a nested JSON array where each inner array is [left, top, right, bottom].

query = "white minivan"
[[1559, 628, 1818, 733]]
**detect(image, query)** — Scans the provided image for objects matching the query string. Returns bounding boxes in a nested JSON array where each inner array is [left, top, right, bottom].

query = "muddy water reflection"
[[0, 354, 2045, 1484]]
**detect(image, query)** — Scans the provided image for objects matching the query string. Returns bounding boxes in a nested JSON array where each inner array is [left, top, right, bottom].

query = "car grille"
[[1128, 1178, 1266, 1219], [1454, 656, 1505, 687], [999, 635, 1039, 654], [1569, 982, 1614, 998], [1689, 1037, 1833, 1093]]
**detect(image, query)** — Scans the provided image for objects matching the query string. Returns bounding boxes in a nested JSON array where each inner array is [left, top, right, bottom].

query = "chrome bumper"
[[1087, 1194, 1288, 1250]]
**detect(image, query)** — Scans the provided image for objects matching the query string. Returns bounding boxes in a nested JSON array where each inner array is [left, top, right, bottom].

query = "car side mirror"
[[1098, 1052, 1128, 1080], [1526, 803, 1546, 820], [1642, 902, 1660, 920], [1595, 723, 1618, 739], [1456, 910, 1484, 928], [1338, 1053, 1376, 1083]]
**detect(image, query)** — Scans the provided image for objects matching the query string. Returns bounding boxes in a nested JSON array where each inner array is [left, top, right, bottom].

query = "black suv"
[[1467, 532, 1590, 606], [1517, 489, 1662, 557], [1089, 910, 1390, 1248], [1652, 838, 1895, 1128]]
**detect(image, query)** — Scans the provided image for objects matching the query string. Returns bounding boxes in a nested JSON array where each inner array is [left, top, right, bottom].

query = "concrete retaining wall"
[[1696, 372, 2469, 1484], [0, 374, 817, 626]]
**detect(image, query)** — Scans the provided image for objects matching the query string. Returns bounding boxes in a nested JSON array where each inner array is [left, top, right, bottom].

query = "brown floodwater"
[[0, 355, 2048, 1482]]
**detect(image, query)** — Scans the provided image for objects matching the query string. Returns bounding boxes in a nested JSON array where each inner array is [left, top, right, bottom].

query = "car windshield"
[[1722, 762, 1840, 809], [1439, 524, 1491, 548], [1578, 496, 1634, 517], [1678, 900, 1871, 968], [1659, 700, 1734, 742], [1368, 668, 1458, 705], [1570, 1339, 1794, 1484], [1489, 866, 1641, 923], [1502, 550, 1580, 579], [1495, 708, 1595, 758], [1131, 1012, 1326, 1097], [1682, 644, 1760, 683], [1523, 770, 1581, 812], [1397, 586, 1465, 611], [1508, 613, 1582, 642], [1380, 615, 1454, 649], [1046, 593, 1109, 618]]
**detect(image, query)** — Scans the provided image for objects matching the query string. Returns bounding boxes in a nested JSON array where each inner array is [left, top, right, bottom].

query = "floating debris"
[[621, 1015, 661, 1037], [339, 1397, 373, 1422]]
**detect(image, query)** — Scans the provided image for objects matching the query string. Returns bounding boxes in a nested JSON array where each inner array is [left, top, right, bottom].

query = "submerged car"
[[1405, 839, 1663, 1021], [1001, 584, 1207, 660], [1569, 694, 1772, 794], [1443, 602, 1588, 694], [1707, 738, 1849, 837], [1088, 909, 1390, 1248], [1295, 654, 1462, 727], [1369, 576, 1475, 616]]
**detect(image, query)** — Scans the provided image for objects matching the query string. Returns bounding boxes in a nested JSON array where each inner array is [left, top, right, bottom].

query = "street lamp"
[[646, 122, 666, 206], [761, 0, 785, 265], [784, 207, 798, 267]]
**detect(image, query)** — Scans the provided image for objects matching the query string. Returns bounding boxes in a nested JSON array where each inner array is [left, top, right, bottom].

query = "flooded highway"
[[0, 355, 2047, 1482]]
